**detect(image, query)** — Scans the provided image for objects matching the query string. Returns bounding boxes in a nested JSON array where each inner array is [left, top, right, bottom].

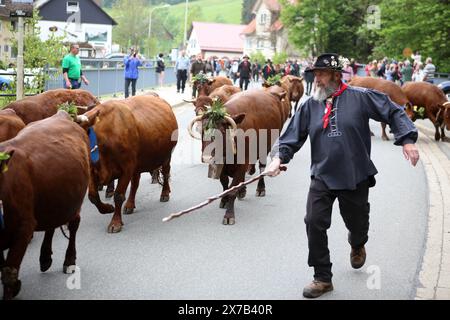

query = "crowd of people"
[[363, 51, 437, 85]]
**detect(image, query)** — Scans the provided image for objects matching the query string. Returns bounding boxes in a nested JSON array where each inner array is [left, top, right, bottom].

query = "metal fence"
[[44, 58, 177, 98]]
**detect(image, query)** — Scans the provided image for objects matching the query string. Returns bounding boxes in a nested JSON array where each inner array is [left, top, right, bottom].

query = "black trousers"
[[306, 81, 313, 95], [177, 70, 187, 92], [125, 78, 137, 98], [240, 77, 250, 91], [305, 178, 370, 282]]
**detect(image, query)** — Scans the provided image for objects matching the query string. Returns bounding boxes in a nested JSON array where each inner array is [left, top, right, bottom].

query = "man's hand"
[[82, 77, 89, 86], [265, 158, 285, 177], [403, 143, 420, 167], [65, 80, 72, 89]]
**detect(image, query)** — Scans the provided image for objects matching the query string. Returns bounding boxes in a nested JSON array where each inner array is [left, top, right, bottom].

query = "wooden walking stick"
[[163, 166, 287, 223]]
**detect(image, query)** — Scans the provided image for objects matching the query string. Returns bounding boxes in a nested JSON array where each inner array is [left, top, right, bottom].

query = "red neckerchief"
[[323, 82, 348, 129]]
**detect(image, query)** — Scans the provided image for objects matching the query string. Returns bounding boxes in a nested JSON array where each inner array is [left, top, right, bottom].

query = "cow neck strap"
[[323, 82, 348, 129]]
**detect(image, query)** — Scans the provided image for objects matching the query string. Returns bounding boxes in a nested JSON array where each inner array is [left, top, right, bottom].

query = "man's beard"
[[312, 81, 340, 101]]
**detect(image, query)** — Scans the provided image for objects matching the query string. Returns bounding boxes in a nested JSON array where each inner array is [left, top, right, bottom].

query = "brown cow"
[[5, 89, 99, 124], [76, 95, 178, 233], [349, 76, 411, 141], [444, 102, 450, 131], [0, 111, 90, 300], [188, 90, 285, 225], [402, 82, 449, 142], [282, 75, 305, 117], [0, 109, 25, 142], [195, 76, 233, 97], [186, 85, 241, 116]]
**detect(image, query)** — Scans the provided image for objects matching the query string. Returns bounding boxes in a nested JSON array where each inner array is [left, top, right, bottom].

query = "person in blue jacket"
[[124, 48, 143, 98], [266, 53, 420, 299]]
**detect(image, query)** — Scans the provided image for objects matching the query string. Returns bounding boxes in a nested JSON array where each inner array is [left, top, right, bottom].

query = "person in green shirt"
[[62, 44, 89, 89], [401, 60, 413, 83]]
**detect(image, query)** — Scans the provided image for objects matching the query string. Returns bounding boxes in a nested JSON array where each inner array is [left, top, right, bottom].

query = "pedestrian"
[[304, 65, 315, 96], [238, 54, 251, 91], [252, 61, 260, 83], [342, 63, 354, 83], [262, 59, 275, 80], [175, 50, 190, 94], [231, 59, 239, 84], [190, 54, 206, 98], [423, 57, 436, 84], [215, 59, 222, 76], [156, 53, 166, 87], [412, 62, 425, 82], [124, 48, 143, 98], [62, 43, 89, 89], [266, 53, 419, 299], [401, 60, 413, 83]]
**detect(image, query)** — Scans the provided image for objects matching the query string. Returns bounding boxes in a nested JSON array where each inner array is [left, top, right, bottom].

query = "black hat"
[[306, 53, 349, 73]]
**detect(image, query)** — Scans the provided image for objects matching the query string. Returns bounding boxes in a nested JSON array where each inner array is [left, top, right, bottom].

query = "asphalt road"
[[16, 98, 429, 300]]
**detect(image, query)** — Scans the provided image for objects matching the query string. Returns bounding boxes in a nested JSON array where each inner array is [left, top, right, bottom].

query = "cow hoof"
[[99, 204, 115, 214], [107, 222, 123, 234], [382, 136, 389, 141], [256, 190, 266, 197], [105, 191, 114, 199], [98, 185, 104, 191], [3, 280, 21, 300], [152, 179, 159, 185], [39, 257, 53, 273], [123, 207, 135, 215], [63, 265, 77, 274], [222, 217, 235, 225], [160, 195, 170, 202], [237, 188, 247, 200], [248, 166, 256, 175], [442, 136, 450, 143]]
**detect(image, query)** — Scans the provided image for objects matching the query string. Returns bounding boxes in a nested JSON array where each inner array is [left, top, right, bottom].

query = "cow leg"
[[39, 229, 55, 272], [219, 174, 230, 209], [441, 125, 449, 142], [151, 170, 160, 185], [0, 251, 5, 269], [223, 169, 246, 225], [256, 161, 267, 197], [434, 123, 441, 141], [88, 177, 115, 215], [124, 174, 141, 215], [381, 123, 389, 141], [108, 175, 132, 233], [105, 180, 115, 199], [2, 222, 34, 300], [160, 161, 172, 203], [63, 212, 80, 274]]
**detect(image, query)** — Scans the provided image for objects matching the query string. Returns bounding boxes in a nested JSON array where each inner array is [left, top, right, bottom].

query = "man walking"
[[124, 48, 143, 98], [175, 51, 190, 94], [190, 54, 206, 98], [238, 55, 251, 91], [62, 44, 89, 89], [266, 53, 419, 299]]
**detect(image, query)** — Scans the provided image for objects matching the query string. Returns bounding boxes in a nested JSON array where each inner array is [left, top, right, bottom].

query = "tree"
[[272, 52, 288, 65], [250, 51, 266, 64], [242, 0, 258, 24], [11, 9, 66, 93]]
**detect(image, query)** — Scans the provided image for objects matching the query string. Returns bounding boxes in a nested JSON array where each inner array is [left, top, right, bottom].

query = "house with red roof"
[[186, 22, 246, 59], [242, 0, 297, 60]]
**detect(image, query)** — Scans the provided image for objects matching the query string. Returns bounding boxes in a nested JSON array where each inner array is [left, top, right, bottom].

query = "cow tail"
[[60, 225, 70, 240]]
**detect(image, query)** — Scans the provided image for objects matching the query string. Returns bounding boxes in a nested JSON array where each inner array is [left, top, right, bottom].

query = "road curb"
[[415, 125, 450, 300]]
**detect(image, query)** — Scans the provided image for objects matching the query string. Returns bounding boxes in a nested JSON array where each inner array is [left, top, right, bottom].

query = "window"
[[67, 1, 80, 13], [10, 21, 17, 32], [259, 13, 267, 25], [0, 0, 5, 6], [257, 39, 264, 49], [4, 45, 9, 53]]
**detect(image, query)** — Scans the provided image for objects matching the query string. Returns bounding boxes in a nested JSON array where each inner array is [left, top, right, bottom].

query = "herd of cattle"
[[0, 75, 449, 299]]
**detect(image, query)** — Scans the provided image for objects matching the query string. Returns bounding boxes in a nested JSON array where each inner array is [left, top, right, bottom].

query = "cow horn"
[[224, 116, 238, 154], [443, 102, 450, 108], [224, 116, 238, 131], [188, 116, 203, 140], [183, 99, 196, 104], [76, 115, 89, 124], [76, 106, 88, 110]]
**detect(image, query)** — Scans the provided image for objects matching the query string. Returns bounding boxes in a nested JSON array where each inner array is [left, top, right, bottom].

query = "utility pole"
[[16, 16, 24, 100], [183, 0, 189, 49]]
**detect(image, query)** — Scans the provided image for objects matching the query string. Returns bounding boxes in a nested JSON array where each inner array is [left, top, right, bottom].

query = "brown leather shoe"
[[351, 246, 366, 269], [303, 280, 333, 298]]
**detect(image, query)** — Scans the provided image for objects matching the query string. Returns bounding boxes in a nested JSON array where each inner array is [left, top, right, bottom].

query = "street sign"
[[9, 0, 34, 18]]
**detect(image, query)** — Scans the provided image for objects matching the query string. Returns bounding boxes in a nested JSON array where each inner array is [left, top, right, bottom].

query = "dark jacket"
[[238, 61, 252, 78], [156, 58, 165, 73], [271, 86, 418, 190], [191, 60, 206, 76]]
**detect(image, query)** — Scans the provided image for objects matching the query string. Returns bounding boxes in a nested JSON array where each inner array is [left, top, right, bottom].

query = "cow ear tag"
[[0, 153, 10, 173]]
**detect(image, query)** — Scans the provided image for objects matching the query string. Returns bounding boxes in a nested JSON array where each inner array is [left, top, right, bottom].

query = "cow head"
[[184, 96, 215, 116], [404, 102, 417, 121], [188, 111, 245, 166]]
